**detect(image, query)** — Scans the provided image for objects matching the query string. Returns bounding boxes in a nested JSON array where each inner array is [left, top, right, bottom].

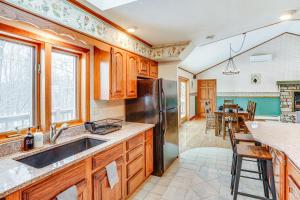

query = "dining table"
[[214, 109, 249, 136]]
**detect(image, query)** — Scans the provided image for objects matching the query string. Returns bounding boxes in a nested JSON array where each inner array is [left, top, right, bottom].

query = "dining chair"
[[222, 104, 239, 140], [224, 99, 234, 104], [248, 102, 257, 121], [205, 101, 215, 134]]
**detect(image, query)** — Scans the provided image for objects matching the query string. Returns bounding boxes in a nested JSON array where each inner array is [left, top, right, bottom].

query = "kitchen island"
[[246, 121, 300, 200]]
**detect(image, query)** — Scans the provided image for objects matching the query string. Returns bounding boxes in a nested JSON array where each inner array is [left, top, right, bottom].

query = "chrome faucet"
[[50, 123, 69, 144]]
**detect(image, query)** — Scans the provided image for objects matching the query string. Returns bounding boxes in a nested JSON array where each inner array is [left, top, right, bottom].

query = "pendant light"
[[223, 33, 246, 75]]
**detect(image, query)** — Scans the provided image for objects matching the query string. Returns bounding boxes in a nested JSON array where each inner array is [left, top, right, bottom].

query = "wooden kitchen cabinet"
[[270, 148, 286, 200], [149, 61, 158, 78], [22, 162, 87, 200], [111, 47, 127, 99], [126, 53, 138, 98], [286, 159, 300, 200], [145, 129, 154, 178], [137, 57, 150, 77], [93, 158, 124, 200]]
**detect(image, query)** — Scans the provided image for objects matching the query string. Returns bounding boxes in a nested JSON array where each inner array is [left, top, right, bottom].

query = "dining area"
[[205, 99, 257, 139], [204, 98, 300, 200]]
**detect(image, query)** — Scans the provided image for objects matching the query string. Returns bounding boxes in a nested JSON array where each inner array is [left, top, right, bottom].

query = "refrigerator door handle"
[[161, 89, 168, 140]]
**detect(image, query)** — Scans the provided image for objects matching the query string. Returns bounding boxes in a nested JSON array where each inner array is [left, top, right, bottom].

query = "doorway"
[[197, 79, 216, 117], [179, 77, 189, 123]]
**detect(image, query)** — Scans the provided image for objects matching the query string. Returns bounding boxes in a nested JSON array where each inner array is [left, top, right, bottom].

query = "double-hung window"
[[0, 39, 36, 133], [51, 50, 80, 123]]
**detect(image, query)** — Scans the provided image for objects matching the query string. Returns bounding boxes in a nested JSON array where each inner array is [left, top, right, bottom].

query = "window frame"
[[50, 47, 82, 126], [0, 35, 40, 137]]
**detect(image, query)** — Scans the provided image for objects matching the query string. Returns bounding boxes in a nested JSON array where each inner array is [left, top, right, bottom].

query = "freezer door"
[[162, 79, 178, 110], [125, 79, 160, 124]]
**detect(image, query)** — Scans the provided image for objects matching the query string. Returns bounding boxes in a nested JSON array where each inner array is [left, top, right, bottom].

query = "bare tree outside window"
[[51, 51, 77, 123], [0, 39, 35, 132]]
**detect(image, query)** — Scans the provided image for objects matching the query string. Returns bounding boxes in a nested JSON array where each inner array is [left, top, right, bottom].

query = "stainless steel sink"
[[16, 138, 106, 168]]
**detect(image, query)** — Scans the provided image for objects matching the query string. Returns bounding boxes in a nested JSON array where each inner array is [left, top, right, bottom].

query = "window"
[[0, 39, 36, 132], [51, 50, 79, 123]]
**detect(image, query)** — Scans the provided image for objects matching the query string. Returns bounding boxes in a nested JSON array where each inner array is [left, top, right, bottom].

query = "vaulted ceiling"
[[79, 0, 300, 73]]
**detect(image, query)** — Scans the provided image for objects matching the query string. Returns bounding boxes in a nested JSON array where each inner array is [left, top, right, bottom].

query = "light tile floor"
[[129, 147, 265, 200], [129, 119, 267, 200], [179, 119, 231, 153]]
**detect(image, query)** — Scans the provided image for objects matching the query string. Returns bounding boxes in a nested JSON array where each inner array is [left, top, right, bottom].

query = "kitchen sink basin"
[[16, 138, 106, 168]]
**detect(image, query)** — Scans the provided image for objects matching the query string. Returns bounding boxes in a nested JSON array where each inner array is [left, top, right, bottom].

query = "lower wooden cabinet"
[[145, 129, 154, 178], [22, 162, 87, 200], [93, 158, 124, 200], [5, 128, 154, 200], [270, 148, 286, 200], [286, 159, 300, 200]]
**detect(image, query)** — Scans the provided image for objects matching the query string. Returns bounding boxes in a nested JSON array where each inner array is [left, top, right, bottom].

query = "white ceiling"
[[79, 0, 300, 73], [181, 21, 300, 74]]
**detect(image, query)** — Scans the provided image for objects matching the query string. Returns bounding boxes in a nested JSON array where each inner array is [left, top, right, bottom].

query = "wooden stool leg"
[[233, 156, 242, 200], [267, 160, 277, 200]]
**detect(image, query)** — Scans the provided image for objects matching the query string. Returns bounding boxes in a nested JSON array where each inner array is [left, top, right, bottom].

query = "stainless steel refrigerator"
[[125, 78, 179, 176]]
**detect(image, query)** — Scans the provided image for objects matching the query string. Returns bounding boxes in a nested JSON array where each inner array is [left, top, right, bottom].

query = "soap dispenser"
[[24, 128, 34, 151]]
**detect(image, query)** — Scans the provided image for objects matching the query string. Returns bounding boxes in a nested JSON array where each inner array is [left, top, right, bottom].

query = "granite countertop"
[[246, 121, 300, 169], [0, 122, 154, 198]]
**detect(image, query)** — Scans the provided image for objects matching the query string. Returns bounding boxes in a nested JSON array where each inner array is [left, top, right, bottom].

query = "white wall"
[[159, 62, 197, 119], [178, 68, 197, 118], [197, 33, 300, 96]]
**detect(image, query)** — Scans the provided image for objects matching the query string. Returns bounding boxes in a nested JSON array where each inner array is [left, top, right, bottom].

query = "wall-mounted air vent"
[[249, 54, 273, 62]]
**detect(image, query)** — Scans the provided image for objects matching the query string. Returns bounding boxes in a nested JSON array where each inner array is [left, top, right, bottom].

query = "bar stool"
[[233, 144, 277, 200], [229, 129, 264, 195]]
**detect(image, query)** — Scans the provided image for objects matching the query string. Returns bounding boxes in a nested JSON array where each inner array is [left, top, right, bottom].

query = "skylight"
[[86, 0, 138, 11]]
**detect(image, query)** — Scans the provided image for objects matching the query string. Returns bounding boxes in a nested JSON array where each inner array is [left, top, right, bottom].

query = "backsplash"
[[0, 125, 87, 157]]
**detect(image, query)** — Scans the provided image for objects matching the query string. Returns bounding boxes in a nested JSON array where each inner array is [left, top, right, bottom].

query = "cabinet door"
[[93, 159, 124, 200], [111, 47, 126, 99], [145, 129, 153, 178], [126, 53, 138, 98], [138, 58, 150, 77], [149, 61, 158, 78], [287, 176, 300, 200], [271, 148, 286, 200]]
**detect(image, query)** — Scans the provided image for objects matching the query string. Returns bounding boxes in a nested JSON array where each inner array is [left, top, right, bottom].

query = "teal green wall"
[[216, 97, 280, 116]]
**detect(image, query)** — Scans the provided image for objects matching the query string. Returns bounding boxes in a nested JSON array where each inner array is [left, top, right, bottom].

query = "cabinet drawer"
[[93, 143, 123, 170], [126, 134, 144, 150], [127, 169, 145, 195], [127, 144, 143, 162], [127, 155, 144, 178]]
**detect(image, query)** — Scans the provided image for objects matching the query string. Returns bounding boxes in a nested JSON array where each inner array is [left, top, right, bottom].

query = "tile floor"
[[130, 147, 265, 200], [179, 119, 231, 153], [130, 119, 267, 200]]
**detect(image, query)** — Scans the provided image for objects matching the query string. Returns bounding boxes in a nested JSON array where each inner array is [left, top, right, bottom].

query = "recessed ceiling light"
[[86, 0, 138, 11], [280, 10, 297, 21], [126, 26, 137, 33]]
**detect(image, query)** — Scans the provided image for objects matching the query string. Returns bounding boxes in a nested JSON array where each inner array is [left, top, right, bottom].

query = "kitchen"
[[0, 0, 300, 200]]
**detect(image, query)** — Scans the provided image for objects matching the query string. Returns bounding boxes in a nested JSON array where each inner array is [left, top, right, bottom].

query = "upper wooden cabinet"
[[94, 46, 137, 100], [126, 53, 138, 98], [111, 47, 127, 99], [149, 61, 158, 78], [138, 58, 150, 77], [94, 46, 157, 100]]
